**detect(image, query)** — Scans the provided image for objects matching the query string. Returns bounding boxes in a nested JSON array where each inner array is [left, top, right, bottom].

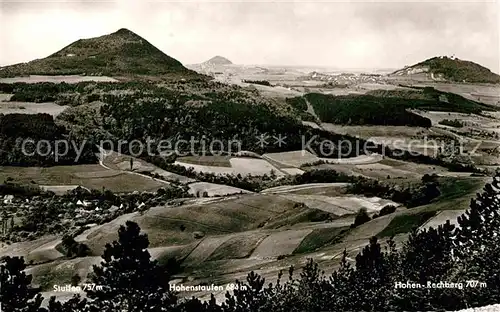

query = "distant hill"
[[0, 28, 203, 80], [203, 56, 233, 66], [391, 56, 500, 84]]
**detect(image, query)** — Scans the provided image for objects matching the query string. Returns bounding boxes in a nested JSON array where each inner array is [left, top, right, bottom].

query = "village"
[[0, 185, 191, 246]]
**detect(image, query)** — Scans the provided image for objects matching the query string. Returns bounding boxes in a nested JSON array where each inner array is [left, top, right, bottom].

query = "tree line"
[[303, 93, 433, 127]]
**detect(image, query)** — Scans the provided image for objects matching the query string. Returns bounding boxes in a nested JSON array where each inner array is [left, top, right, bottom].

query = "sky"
[[0, 0, 499, 72]]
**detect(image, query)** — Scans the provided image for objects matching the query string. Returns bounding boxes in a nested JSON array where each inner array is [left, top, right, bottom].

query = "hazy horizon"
[[1, 0, 498, 74]]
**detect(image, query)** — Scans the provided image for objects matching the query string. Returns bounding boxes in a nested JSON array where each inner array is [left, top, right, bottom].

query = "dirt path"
[[304, 98, 321, 121], [97, 147, 171, 186], [321, 153, 383, 165], [39, 185, 90, 195], [430, 125, 500, 145], [250, 229, 313, 259]]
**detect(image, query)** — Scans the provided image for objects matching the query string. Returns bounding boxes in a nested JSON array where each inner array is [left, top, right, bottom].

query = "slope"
[[0, 28, 203, 80], [391, 56, 500, 84]]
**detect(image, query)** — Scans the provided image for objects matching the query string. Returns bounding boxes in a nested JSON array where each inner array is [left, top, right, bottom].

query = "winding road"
[[97, 146, 172, 186]]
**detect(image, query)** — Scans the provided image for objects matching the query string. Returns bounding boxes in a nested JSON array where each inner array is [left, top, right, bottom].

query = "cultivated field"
[[177, 155, 232, 167], [174, 157, 284, 176], [0, 165, 166, 193], [100, 149, 195, 183], [412, 82, 500, 106], [416, 110, 496, 127], [0, 75, 118, 84], [78, 194, 314, 253], [0, 94, 68, 116], [263, 150, 383, 168], [0, 235, 61, 259], [260, 182, 349, 194], [419, 209, 466, 231], [250, 229, 313, 259], [183, 235, 235, 265], [229, 158, 284, 176], [320, 124, 431, 139], [208, 233, 269, 260], [39, 185, 85, 195], [187, 182, 251, 197], [277, 193, 399, 215], [281, 168, 305, 175], [262, 150, 319, 167], [0, 101, 67, 116], [173, 161, 233, 175], [324, 154, 383, 164], [293, 226, 349, 254]]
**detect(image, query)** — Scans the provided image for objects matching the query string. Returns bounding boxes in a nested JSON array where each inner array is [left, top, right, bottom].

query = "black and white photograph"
[[0, 0, 499, 311]]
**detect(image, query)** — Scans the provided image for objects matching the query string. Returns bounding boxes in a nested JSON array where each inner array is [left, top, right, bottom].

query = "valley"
[[0, 28, 499, 311]]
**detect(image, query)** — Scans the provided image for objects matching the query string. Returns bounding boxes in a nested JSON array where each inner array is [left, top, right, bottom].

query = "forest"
[[0, 113, 95, 166], [304, 93, 432, 127], [295, 86, 497, 127]]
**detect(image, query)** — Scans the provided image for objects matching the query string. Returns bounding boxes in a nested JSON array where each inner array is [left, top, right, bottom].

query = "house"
[[3, 195, 14, 204], [76, 200, 90, 207]]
